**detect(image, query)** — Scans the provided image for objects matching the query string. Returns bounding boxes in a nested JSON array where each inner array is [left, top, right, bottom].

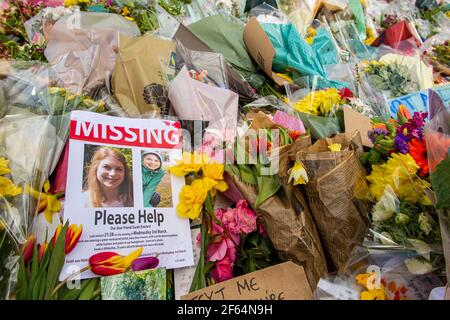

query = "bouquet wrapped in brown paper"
[[296, 131, 370, 271], [223, 113, 328, 288]]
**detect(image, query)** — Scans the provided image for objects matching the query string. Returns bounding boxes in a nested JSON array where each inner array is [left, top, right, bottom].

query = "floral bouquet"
[[315, 246, 444, 300], [361, 107, 444, 274], [0, 0, 47, 61]]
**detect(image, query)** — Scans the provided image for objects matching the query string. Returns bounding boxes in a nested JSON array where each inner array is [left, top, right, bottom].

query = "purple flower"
[[131, 256, 159, 271], [395, 134, 410, 154], [396, 112, 427, 141], [368, 128, 389, 143]]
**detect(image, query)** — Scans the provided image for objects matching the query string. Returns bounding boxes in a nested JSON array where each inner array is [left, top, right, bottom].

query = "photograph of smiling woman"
[[83, 147, 134, 208]]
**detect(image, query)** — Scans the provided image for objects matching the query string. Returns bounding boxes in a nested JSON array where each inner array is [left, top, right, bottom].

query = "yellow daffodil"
[[177, 179, 209, 220], [202, 162, 228, 195], [26, 180, 61, 224], [0, 176, 22, 198], [288, 160, 309, 186], [328, 143, 342, 152], [125, 16, 135, 22], [0, 157, 11, 175], [170, 152, 209, 177]]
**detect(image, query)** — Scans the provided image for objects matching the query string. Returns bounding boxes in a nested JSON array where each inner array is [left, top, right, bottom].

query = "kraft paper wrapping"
[[297, 132, 370, 271], [112, 34, 175, 117], [226, 136, 328, 288]]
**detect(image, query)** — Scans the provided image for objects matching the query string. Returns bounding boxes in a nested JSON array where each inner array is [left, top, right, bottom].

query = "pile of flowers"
[[361, 108, 442, 274]]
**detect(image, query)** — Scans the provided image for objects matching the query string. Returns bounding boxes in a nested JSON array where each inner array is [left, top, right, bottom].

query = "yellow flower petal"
[[328, 143, 342, 152], [44, 180, 50, 193], [0, 157, 11, 176], [122, 247, 143, 268]]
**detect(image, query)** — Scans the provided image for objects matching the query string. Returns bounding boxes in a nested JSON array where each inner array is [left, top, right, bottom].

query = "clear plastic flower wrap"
[[359, 105, 446, 277], [315, 246, 444, 300], [0, 60, 107, 299], [425, 97, 450, 289], [420, 31, 450, 77], [175, 39, 229, 89]]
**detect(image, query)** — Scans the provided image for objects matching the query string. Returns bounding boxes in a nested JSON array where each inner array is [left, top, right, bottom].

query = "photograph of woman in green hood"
[[141, 150, 165, 207]]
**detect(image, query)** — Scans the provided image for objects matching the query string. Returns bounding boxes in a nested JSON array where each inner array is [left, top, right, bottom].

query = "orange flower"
[[408, 138, 429, 176], [38, 242, 48, 263]]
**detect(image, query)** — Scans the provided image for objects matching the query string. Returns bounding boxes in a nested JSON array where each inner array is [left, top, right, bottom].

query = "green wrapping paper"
[[189, 14, 265, 89], [259, 22, 349, 89]]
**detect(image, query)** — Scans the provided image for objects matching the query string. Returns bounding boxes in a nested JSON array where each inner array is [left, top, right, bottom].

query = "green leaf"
[[16, 259, 28, 300], [27, 241, 39, 299], [78, 278, 99, 300], [44, 222, 68, 299], [253, 164, 281, 208], [431, 155, 450, 209], [237, 164, 257, 186], [59, 278, 91, 300]]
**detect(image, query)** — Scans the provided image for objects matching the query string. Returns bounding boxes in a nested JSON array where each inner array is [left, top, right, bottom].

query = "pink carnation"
[[211, 257, 233, 282], [221, 200, 257, 235]]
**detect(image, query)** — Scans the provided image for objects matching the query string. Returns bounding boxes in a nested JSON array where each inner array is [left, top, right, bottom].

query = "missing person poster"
[[61, 111, 193, 280]]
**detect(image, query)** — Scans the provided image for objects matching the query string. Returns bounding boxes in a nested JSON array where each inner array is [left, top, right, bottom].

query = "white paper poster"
[[60, 111, 193, 280]]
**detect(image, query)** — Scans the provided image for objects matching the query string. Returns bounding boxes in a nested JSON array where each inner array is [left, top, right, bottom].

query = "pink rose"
[[211, 257, 233, 282]]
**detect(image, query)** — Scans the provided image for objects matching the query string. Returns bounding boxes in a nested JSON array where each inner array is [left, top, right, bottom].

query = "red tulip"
[[65, 224, 82, 254], [52, 223, 82, 254], [22, 235, 36, 264], [88, 247, 143, 276], [38, 242, 48, 263], [51, 224, 62, 248]]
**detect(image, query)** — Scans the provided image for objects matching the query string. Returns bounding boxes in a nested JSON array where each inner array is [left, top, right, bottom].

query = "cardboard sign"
[[388, 85, 450, 119], [343, 107, 373, 147], [181, 262, 314, 300], [243, 17, 288, 86]]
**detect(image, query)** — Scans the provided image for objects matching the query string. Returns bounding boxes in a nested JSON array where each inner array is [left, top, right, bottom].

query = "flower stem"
[[51, 265, 90, 297]]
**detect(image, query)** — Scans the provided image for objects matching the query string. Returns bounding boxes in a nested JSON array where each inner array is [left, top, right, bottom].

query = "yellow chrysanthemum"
[[289, 88, 342, 116], [0, 176, 22, 198], [0, 157, 11, 176], [367, 153, 430, 205]]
